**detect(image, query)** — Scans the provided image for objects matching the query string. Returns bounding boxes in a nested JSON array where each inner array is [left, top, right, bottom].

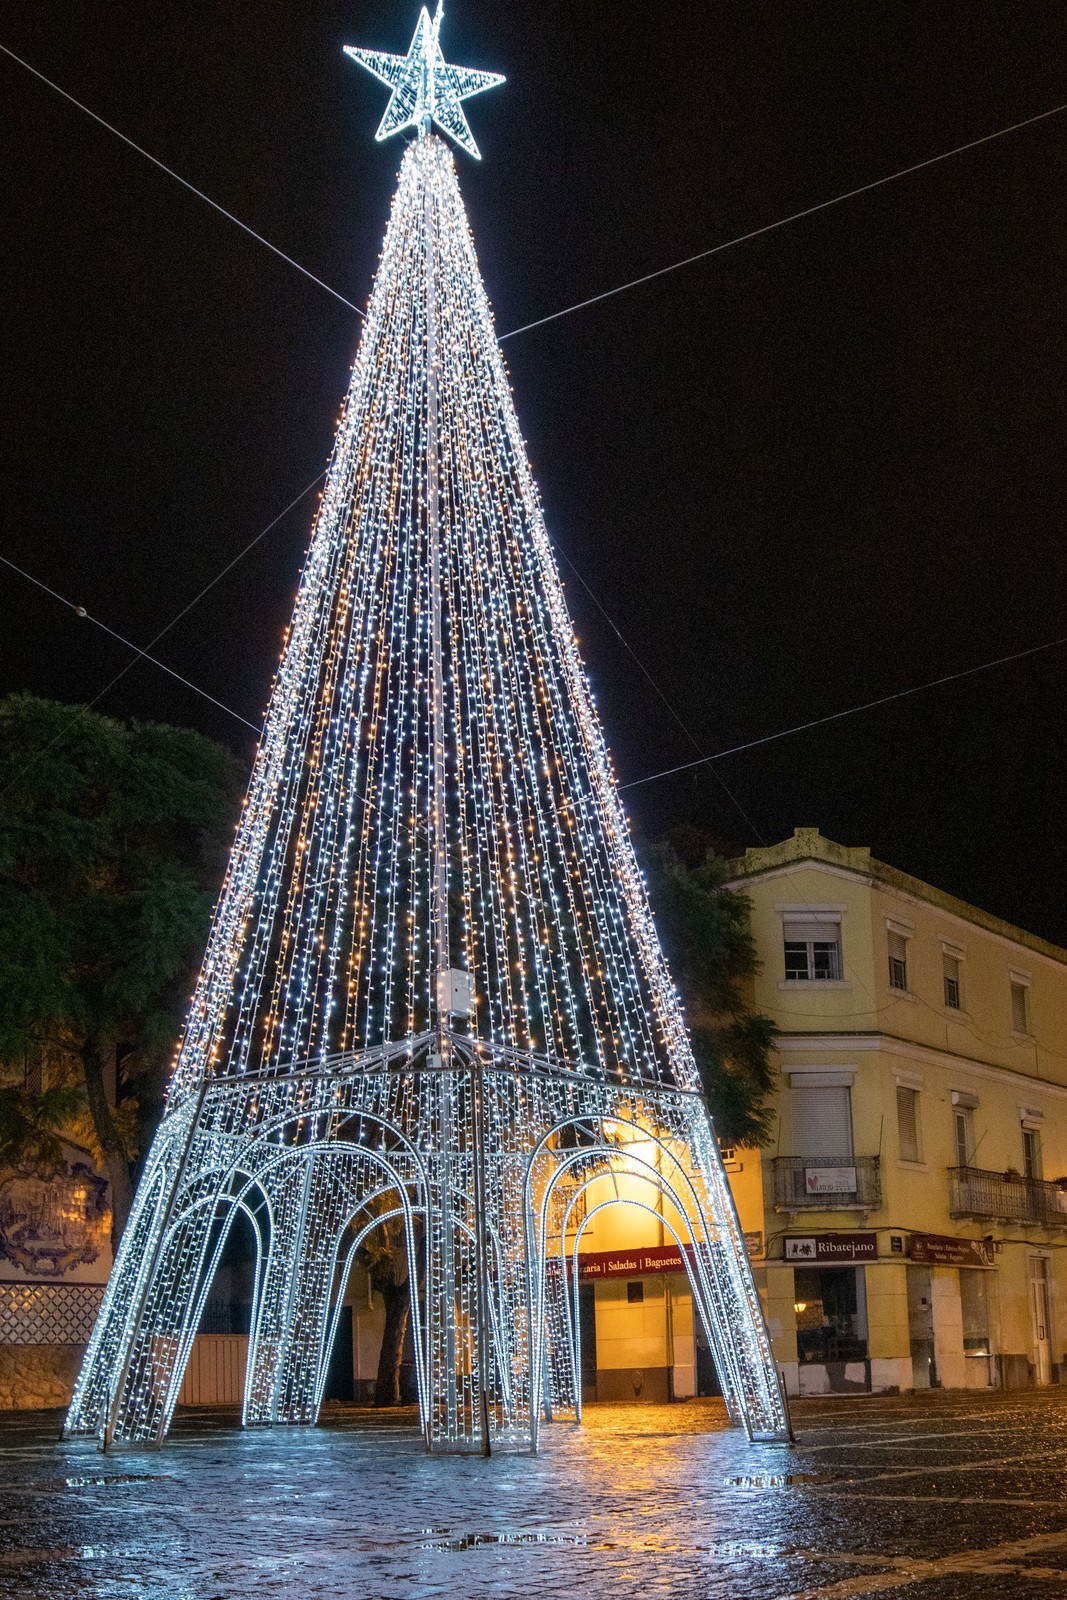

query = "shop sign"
[[576, 1244, 692, 1279], [804, 1166, 857, 1195], [907, 1232, 994, 1268], [785, 1233, 877, 1263], [577, 1232, 766, 1280]]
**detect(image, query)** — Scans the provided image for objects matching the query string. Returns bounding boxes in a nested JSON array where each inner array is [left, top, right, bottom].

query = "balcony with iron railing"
[[949, 1165, 1067, 1229], [772, 1155, 882, 1212]]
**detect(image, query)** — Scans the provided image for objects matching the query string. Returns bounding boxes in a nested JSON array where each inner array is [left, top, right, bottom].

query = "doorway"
[[1029, 1256, 1053, 1385], [321, 1305, 355, 1402], [579, 1282, 597, 1401], [907, 1265, 936, 1389]]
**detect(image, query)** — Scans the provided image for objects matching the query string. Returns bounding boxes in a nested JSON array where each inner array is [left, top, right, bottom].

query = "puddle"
[[64, 1474, 175, 1488], [421, 1530, 588, 1551], [710, 1541, 793, 1560], [726, 1472, 830, 1489], [0, 1547, 79, 1569]]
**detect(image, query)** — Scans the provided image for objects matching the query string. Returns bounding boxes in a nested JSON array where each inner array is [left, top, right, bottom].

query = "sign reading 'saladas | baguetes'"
[[907, 1232, 994, 1268], [577, 1234, 765, 1279]]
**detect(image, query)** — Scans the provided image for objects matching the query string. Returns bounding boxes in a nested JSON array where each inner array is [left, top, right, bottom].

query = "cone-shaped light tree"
[[66, 3, 790, 1454]]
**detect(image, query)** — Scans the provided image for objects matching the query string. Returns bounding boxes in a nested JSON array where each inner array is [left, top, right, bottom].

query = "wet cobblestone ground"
[[4, 1390, 1067, 1598]]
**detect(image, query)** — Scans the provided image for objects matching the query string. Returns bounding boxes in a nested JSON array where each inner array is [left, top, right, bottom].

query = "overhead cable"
[[0, 553, 261, 732], [499, 101, 1067, 341], [2, 39, 1062, 343], [619, 635, 1067, 790], [554, 539, 760, 838], [0, 41, 365, 318]]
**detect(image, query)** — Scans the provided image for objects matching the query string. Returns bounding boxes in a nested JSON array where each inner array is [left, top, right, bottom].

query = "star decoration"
[[345, 2, 505, 161]]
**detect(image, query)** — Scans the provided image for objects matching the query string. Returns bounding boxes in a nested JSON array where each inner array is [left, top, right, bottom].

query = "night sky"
[[2, 3, 1065, 939]]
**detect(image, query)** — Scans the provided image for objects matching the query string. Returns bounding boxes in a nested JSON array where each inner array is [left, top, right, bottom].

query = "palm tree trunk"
[[81, 1037, 133, 1249]]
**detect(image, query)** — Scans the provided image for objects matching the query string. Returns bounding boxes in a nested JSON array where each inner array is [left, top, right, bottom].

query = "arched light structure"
[[66, 3, 790, 1454]]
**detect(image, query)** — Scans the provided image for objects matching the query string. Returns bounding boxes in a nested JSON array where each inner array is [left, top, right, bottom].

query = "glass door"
[[1029, 1256, 1053, 1385]]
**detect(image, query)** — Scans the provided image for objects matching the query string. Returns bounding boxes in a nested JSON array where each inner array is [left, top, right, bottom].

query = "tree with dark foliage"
[[0, 695, 243, 1245], [642, 829, 777, 1149]]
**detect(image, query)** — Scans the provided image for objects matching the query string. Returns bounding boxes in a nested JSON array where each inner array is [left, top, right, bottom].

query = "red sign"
[[907, 1233, 993, 1268], [784, 1233, 877, 1263], [576, 1245, 692, 1279], [575, 1233, 764, 1279]]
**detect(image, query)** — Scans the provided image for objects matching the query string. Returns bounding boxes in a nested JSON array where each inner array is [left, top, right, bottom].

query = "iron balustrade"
[[949, 1166, 1067, 1228], [772, 1156, 882, 1211]]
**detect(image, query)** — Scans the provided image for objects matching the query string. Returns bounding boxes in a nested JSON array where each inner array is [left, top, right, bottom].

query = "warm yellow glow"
[[793, 1302, 807, 1314]]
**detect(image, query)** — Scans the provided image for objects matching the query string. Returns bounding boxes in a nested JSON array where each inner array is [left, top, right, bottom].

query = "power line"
[[0, 468, 330, 800], [619, 634, 1067, 791], [3, 40, 1065, 821], [553, 538, 762, 839], [7, 526, 1065, 807], [554, 543, 895, 1023], [0, 553, 261, 733], [3, 38, 1062, 346], [0, 41, 364, 318], [498, 100, 1067, 341], [138, 470, 327, 654]]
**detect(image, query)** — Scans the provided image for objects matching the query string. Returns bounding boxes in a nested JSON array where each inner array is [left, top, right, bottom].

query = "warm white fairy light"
[[66, 7, 788, 1455]]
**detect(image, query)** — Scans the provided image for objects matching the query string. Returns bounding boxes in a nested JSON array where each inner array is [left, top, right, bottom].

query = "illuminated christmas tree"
[[66, 3, 789, 1452]]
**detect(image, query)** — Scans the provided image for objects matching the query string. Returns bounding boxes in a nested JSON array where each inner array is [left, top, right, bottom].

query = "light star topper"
[[345, 2, 504, 161]]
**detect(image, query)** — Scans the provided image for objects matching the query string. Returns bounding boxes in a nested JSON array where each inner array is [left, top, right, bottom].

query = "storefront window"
[[960, 1269, 991, 1355], [793, 1267, 868, 1362]]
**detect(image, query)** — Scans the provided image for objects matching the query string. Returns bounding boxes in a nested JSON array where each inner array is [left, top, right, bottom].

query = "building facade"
[[346, 827, 1067, 1407], [13, 825, 1066, 1413], [727, 828, 1067, 1397], [0, 1136, 111, 1410]]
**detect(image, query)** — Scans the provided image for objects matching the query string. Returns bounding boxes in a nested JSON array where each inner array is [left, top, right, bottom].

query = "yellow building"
[[725, 827, 1067, 1397], [140, 825, 1067, 1412]]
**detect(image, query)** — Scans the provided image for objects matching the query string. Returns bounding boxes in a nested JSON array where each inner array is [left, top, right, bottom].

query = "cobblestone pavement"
[[4, 1391, 1067, 1598]]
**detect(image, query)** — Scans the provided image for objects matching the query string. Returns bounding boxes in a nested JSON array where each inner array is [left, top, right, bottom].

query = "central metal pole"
[[424, 172, 449, 1033], [469, 1055, 494, 1453], [423, 134, 492, 1456], [424, 136, 458, 1448]]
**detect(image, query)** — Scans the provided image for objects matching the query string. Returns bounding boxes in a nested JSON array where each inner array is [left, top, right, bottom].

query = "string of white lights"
[[165, 135, 696, 1098], [65, 109, 789, 1451]]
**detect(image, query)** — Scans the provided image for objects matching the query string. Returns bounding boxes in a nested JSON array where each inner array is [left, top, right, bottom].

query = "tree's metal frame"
[[65, 127, 791, 1454], [67, 1038, 789, 1450]]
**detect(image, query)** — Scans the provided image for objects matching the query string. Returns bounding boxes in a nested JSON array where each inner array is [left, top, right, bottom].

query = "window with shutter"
[[897, 1085, 920, 1162], [888, 930, 908, 991], [943, 953, 961, 1009], [791, 1085, 853, 1159], [1023, 1127, 1042, 1180], [954, 1107, 974, 1168], [783, 919, 841, 981]]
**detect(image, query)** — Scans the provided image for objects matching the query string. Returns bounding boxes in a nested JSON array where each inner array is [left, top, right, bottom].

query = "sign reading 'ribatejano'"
[[784, 1233, 877, 1263]]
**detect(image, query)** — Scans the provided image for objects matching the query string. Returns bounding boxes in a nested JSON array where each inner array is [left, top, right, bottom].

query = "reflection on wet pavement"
[[3, 1392, 1067, 1597]]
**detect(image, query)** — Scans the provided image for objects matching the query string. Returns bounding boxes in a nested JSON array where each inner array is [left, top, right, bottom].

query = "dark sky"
[[2, 2, 1065, 939]]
